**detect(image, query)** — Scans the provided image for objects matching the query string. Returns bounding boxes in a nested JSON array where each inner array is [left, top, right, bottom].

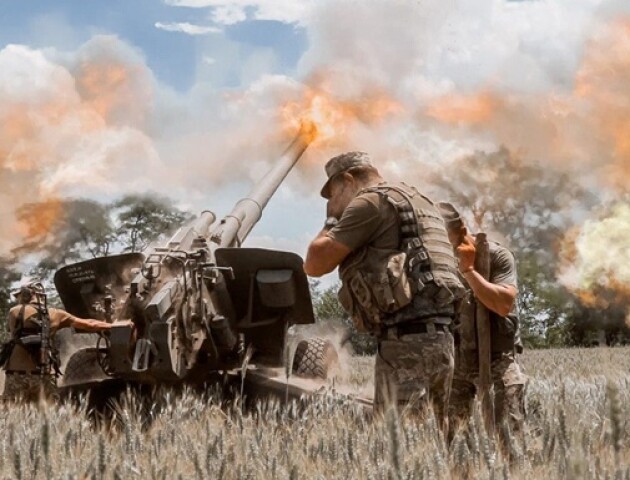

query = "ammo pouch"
[[338, 182, 464, 334], [339, 247, 413, 333]]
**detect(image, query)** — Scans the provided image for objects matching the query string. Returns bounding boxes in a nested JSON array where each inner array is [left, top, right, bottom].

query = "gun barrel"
[[167, 210, 217, 250], [214, 123, 315, 247]]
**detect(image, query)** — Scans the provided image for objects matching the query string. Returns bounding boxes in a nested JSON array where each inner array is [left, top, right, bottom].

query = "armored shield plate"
[[215, 248, 314, 326], [53, 253, 144, 319], [216, 248, 314, 367]]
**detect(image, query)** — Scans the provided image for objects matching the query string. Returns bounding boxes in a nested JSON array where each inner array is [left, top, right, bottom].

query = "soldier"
[[1, 282, 112, 403], [304, 152, 464, 426], [437, 202, 527, 439]]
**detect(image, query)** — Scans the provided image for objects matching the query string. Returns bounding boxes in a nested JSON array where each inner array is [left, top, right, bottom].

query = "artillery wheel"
[[292, 338, 338, 379], [60, 348, 108, 387]]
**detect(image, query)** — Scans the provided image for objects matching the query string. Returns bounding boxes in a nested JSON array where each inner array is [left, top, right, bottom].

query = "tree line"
[[1, 152, 627, 349], [0, 194, 192, 330], [312, 148, 630, 349]]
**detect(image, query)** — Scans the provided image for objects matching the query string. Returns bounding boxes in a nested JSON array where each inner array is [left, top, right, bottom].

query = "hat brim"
[[320, 177, 334, 199]]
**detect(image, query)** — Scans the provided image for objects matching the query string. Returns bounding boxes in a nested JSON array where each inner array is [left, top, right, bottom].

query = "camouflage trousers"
[[2, 372, 58, 403], [448, 350, 527, 438], [374, 328, 454, 428]]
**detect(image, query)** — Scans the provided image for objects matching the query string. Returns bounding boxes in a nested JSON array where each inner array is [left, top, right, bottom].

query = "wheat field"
[[0, 347, 629, 479]]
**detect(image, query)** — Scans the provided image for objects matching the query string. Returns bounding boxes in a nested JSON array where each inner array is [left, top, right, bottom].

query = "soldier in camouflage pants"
[[437, 202, 527, 441], [305, 153, 464, 431], [374, 326, 454, 423], [449, 350, 526, 436]]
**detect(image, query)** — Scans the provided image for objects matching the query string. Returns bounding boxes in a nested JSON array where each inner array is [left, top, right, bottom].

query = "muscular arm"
[[304, 229, 352, 277], [49, 309, 112, 334], [461, 270, 516, 317], [67, 317, 112, 333], [457, 235, 518, 317], [304, 194, 384, 277]]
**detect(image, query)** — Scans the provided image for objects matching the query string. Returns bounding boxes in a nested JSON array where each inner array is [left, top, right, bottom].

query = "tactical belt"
[[397, 322, 448, 336], [381, 317, 452, 339]]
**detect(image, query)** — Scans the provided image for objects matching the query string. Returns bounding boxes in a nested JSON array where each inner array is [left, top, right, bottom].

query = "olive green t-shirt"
[[457, 240, 520, 352], [326, 190, 399, 252], [486, 241, 520, 345], [487, 241, 518, 289]]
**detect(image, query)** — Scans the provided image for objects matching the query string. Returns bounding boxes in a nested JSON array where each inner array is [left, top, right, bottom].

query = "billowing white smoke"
[[3, 0, 630, 301], [0, 36, 309, 253], [296, 0, 630, 187], [0, 38, 160, 252], [559, 203, 630, 295]]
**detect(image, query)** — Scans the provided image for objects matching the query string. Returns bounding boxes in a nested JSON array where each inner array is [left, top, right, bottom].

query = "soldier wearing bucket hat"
[[305, 152, 464, 429]]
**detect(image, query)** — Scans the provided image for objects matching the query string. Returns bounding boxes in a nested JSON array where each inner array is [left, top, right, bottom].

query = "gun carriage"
[[52, 124, 339, 398]]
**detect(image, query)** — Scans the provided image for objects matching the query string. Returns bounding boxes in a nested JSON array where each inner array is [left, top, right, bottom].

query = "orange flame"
[[281, 88, 403, 146], [574, 279, 630, 313], [75, 61, 147, 126], [14, 199, 63, 246], [573, 19, 630, 190]]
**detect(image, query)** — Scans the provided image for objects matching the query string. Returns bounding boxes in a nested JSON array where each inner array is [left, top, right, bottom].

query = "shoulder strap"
[[12, 305, 43, 341], [359, 184, 437, 289], [13, 305, 26, 340], [359, 184, 421, 245]]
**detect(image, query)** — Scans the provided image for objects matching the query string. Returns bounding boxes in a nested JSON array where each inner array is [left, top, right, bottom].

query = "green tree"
[[0, 257, 20, 342], [112, 195, 192, 253], [310, 280, 376, 354], [13, 195, 192, 275], [432, 147, 598, 347], [516, 253, 573, 347], [13, 199, 114, 277]]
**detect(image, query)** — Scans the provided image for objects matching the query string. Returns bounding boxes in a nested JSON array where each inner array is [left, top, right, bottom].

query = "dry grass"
[[1, 347, 630, 479]]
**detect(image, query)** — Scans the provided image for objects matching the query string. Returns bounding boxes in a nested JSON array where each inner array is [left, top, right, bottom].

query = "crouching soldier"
[[1, 282, 112, 403], [437, 202, 527, 442], [304, 152, 464, 429]]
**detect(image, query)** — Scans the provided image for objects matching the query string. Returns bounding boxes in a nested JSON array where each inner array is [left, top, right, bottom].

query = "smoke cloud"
[[2, 0, 630, 306], [559, 203, 630, 295]]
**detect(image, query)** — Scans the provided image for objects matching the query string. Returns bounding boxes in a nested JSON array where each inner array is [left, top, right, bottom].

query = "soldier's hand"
[[456, 228, 476, 273]]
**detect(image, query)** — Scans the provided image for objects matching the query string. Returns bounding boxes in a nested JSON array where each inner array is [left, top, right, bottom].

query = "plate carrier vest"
[[338, 183, 465, 334]]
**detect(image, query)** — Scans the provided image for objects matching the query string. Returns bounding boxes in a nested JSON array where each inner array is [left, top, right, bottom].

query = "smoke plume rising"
[[2, 0, 630, 310]]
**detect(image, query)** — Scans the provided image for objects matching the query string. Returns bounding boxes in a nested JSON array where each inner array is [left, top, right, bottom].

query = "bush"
[[310, 280, 377, 355]]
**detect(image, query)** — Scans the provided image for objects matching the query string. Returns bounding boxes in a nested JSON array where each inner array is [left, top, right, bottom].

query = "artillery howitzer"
[[52, 125, 340, 400]]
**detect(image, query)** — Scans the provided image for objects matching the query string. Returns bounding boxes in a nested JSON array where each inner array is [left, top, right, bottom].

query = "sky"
[[0, 1, 307, 91], [2, 0, 630, 289]]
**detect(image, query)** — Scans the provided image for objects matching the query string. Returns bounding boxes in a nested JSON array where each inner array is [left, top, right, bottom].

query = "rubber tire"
[[292, 338, 339, 379], [60, 348, 109, 388]]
